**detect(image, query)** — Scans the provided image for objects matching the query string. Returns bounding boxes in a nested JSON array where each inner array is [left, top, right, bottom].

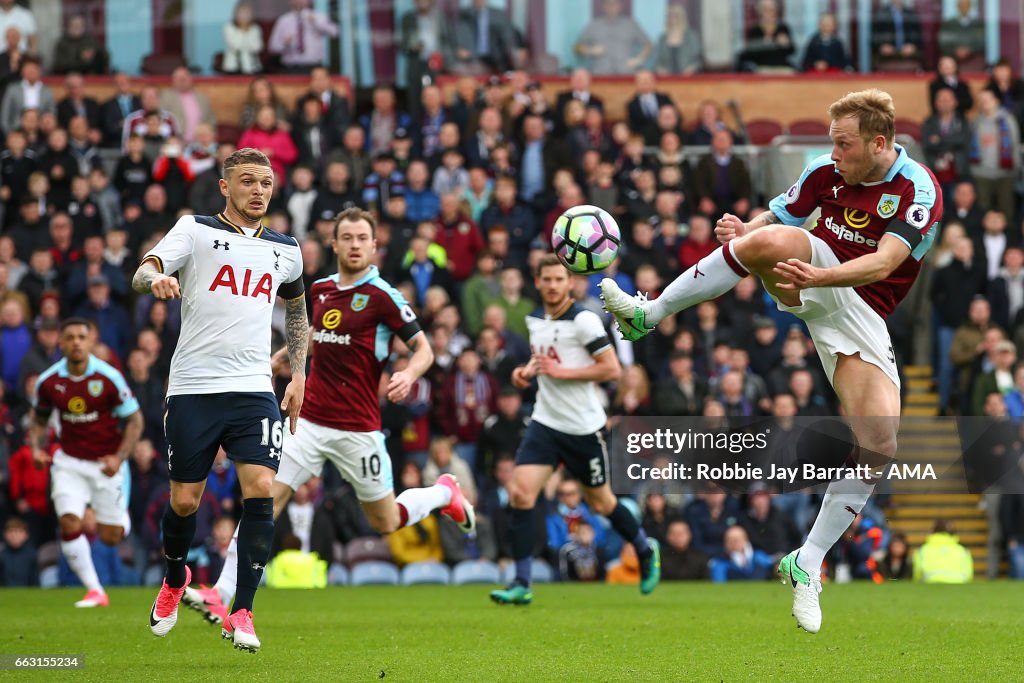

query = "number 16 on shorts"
[[260, 417, 283, 459]]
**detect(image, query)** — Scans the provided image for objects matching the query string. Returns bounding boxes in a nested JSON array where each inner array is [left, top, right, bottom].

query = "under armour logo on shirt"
[[214, 240, 230, 250]]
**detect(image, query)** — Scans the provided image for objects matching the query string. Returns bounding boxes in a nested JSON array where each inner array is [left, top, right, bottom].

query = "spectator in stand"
[[879, 532, 913, 580], [7, 431, 51, 542], [238, 105, 299, 180], [240, 77, 290, 132], [222, 0, 263, 75], [435, 191, 483, 283], [75, 274, 132, 358], [709, 525, 775, 582], [360, 84, 412, 156], [554, 69, 603, 133], [939, 0, 986, 65], [479, 176, 535, 271], [0, 129, 36, 216], [0, 27, 25, 99], [661, 519, 709, 580], [438, 348, 496, 473], [159, 66, 216, 145], [691, 128, 751, 221], [309, 160, 358, 229], [399, 0, 452, 114], [66, 234, 128, 310], [738, 0, 794, 72], [653, 3, 702, 75], [950, 297, 997, 413], [971, 339, 1016, 416], [0, 517, 37, 586], [970, 89, 1020, 222], [431, 147, 469, 196], [685, 488, 740, 559], [931, 238, 987, 413], [930, 55, 975, 117], [0, 57, 53, 135], [945, 181, 984, 237], [575, 0, 650, 75], [627, 70, 675, 135], [415, 85, 449, 161], [99, 72, 139, 149], [990, 246, 1024, 331], [298, 66, 350, 133], [463, 166, 493, 224], [52, 14, 108, 75], [183, 123, 218, 177], [871, 0, 924, 69], [466, 105, 507, 170], [922, 87, 971, 203], [0, 298, 30, 389], [362, 151, 406, 216], [120, 85, 176, 152], [740, 485, 801, 561], [976, 209, 1011, 281], [268, 0, 339, 73], [0, 0, 36, 55], [984, 59, 1024, 130], [56, 73, 101, 136], [450, 0, 519, 75], [801, 12, 849, 73], [517, 113, 563, 209], [151, 136, 195, 212]]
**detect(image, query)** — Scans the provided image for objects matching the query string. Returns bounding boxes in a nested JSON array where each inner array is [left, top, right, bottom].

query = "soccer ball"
[[551, 204, 621, 275]]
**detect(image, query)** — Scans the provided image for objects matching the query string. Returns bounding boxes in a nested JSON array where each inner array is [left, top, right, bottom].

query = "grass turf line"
[[1, 583, 1022, 681]]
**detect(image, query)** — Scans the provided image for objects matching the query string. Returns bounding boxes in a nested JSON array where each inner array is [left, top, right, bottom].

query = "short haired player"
[[489, 255, 660, 606], [133, 148, 309, 652], [182, 207, 474, 624], [32, 317, 143, 608], [600, 89, 942, 633]]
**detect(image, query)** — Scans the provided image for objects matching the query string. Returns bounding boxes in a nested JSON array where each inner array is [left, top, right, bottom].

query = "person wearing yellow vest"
[[912, 520, 973, 584], [265, 534, 328, 589]]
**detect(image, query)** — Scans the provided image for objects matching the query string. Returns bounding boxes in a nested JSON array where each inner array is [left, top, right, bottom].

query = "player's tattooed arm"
[[132, 260, 181, 299], [746, 210, 780, 231], [116, 411, 144, 461], [284, 295, 309, 376]]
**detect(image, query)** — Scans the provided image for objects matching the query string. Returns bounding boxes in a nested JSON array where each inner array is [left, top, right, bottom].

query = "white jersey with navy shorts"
[[516, 302, 615, 488], [142, 213, 305, 482]]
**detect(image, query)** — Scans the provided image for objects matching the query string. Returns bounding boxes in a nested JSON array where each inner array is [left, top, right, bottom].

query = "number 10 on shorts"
[[260, 418, 283, 458]]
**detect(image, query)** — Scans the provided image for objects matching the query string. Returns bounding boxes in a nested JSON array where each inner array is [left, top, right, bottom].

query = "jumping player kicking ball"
[[32, 318, 143, 608], [183, 206, 474, 625], [601, 89, 941, 632], [490, 255, 660, 606], [133, 148, 309, 652]]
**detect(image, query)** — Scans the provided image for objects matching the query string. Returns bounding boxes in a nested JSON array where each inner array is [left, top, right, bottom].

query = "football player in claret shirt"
[[602, 89, 942, 634], [182, 206, 474, 626], [133, 148, 308, 652], [32, 317, 143, 608]]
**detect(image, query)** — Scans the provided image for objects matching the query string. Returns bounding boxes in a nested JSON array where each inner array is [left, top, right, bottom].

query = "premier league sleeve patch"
[[785, 182, 800, 205], [877, 193, 900, 219], [905, 203, 930, 229]]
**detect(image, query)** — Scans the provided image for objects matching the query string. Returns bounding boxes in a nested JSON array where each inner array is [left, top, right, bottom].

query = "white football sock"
[[645, 243, 748, 325], [213, 529, 239, 605], [798, 477, 876, 573], [396, 485, 452, 527], [62, 535, 102, 593]]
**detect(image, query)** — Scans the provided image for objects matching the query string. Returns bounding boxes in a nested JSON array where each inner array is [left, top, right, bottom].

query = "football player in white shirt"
[[489, 254, 660, 606], [132, 148, 309, 652]]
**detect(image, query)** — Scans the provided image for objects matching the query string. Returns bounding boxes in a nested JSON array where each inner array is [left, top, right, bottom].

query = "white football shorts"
[[275, 417, 394, 502], [769, 230, 901, 390], [50, 449, 126, 526]]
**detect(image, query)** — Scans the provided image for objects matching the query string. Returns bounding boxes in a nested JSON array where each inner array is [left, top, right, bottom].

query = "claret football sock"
[[233, 497, 274, 613], [645, 242, 749, 325], [162, 507, 197, 589], [798, 477, 875, 573], [395, 483, 452, 527], [61, 532, 103, 593]]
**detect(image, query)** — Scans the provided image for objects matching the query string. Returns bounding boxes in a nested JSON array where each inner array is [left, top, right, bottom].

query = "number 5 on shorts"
[[589, 457, 602, 486]]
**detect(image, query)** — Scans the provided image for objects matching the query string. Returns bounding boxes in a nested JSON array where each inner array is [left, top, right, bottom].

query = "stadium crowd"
[[0, 0, 1018, 589]]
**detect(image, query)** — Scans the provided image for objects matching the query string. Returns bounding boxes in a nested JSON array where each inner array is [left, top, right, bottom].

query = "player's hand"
[[773, 258, 828, 290], [534, 354, 568, 380], [150, 274, 181, 300], [32, 448, 52, 469], [281, 374, 305, 434], [386, 369, 415, 403], [100, 454, 123, 477], [511, 358, 539, 389], [715, 213, 746, 244]]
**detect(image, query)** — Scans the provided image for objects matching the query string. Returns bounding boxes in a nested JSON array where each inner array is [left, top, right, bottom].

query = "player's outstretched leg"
[[490, 506, 535, 606], [223, 496, 274, 652], [601, 241, 749, 340], [150, 498, 198, 636], [594, 491, 660, 595], [60, 517, 108, 608], [432, 473, 476, 532]]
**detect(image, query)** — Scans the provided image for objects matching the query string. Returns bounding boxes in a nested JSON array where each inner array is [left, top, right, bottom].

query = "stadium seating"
[[895, 118, 923, 142], [36, 541, 59, 569], [787, 119, 831, 137], [501, 559, 555, 585], [350, 561, 401, 586], [345, 537, 393, 567], [743, 119, 786, 146], [328, 563, 350, 586], [452, 559, 502, 585], [400, 561, 452, 586]]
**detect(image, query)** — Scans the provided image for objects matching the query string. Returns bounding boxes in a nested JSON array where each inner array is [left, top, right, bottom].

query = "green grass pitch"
[[1, 582, 1022, 681]]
